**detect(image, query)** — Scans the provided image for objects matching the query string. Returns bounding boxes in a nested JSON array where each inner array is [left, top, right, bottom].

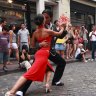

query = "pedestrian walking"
[[8, 25, 19, 64], [0, 26, 9, 71]]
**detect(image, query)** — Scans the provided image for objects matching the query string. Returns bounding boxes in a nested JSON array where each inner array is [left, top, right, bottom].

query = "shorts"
[[20, 61, 31, 71], [0, 52, 9, 64], [8, 43, 18, 49], [55, 43, 66, 51]]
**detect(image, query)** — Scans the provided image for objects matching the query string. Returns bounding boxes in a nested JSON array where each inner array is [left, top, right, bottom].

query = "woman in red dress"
[[5, 14, 65, 96]]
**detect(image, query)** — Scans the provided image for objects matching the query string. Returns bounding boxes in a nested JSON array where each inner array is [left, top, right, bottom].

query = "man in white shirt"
[[0, 18, 7, 33], [89, 25, 96, 61], [18, 23, 30, 51]]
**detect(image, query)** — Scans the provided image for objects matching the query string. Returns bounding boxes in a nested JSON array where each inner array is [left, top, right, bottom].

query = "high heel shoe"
[[5, 91, 15, 96], [45, 84, 51, 93]]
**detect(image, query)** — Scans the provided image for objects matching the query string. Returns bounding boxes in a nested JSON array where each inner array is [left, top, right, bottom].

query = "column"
[[36, 0, 45, 14]]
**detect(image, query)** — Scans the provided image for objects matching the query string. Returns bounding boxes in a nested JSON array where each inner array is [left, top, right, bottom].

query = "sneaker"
[[16, 91, 23, 96], [91, 59, 94, 61], [88, 58, 91, 61], [3, 66, 8, 72], [84, 60, 88, 63], [52, 82, 64, 86]]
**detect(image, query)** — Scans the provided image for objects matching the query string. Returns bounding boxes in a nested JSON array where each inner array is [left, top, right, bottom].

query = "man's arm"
[[17, 30, 20, 46], [18, 35, 20, 46], [28, 35, 30, 46]]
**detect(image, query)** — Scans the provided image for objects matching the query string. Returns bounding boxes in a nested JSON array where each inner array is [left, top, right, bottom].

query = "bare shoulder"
[[45, 29, 52, 33]]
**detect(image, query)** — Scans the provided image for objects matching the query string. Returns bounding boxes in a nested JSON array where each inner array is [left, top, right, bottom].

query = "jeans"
[[91, 41, 96, 59]]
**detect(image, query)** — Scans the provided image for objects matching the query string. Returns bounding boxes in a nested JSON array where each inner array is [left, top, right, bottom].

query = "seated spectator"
[[19, 45, 33, 71], [75, 43, 88, 62]]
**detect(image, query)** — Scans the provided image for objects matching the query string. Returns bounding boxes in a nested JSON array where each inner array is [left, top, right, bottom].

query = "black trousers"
[[19, 52, 66, 95]]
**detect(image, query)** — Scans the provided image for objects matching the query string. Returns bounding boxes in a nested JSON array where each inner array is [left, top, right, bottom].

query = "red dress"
[[23, 36, 54, 82]]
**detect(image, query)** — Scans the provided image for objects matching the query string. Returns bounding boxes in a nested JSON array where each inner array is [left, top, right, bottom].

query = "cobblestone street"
[[1, 60, 96, 96]]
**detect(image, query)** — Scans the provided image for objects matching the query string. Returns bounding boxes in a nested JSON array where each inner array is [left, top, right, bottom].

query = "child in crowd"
[[75, 43, 88, 62], [0, 26, 9, 71]]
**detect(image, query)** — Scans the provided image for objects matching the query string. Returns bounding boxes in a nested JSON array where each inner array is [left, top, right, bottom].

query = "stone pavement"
[[1, 59, 96, 96]]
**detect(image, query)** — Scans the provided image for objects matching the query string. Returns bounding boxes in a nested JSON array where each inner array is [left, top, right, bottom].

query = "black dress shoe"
[[52, 82, 64, 86]]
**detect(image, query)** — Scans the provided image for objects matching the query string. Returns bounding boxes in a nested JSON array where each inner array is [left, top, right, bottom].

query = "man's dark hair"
[[0, 17, 6, 24], [34, 14, 44, 26], [2, 25, 9, 32], [54, 20, 58, 24], [42, 9, 53, 18]]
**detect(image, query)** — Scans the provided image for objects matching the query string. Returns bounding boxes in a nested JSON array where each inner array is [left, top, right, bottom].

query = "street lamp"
[[7, 0, 13, 3]]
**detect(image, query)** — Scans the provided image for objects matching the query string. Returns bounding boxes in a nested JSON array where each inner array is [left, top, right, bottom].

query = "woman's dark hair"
[[42, 9, 53, 18], [0, 17, 6, 24], [34, 14, 44, 26], [22, 45, 28, 52], [9, 24, 15, 30], [54, 20, 58, 24]]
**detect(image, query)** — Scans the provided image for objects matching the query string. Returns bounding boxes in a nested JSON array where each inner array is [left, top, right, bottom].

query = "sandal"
[[5, 91, 15, 96]]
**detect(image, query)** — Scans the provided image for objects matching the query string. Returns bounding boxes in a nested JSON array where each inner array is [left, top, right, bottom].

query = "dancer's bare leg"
[[7, 76, 27, 94], [45, 71, 52, 93], [45, 71, 51, 84]]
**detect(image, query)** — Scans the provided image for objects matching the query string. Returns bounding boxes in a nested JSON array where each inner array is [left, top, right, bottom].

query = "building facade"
[[70, 0, 96, 32]]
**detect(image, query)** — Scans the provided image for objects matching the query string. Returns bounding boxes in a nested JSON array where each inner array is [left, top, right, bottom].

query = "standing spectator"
[[73, 28, 80, 58], [54, 20, 65, 58], [81, 26, 88, 50], [54, 20, 60, 31], [0, 26, 9, 71], [89, 25, 96, 61], [18, 23, 30, 51], [0, 18, 7, 33], [66, 24, 74, 59], [8, 25, 19, 64]]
